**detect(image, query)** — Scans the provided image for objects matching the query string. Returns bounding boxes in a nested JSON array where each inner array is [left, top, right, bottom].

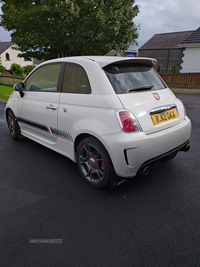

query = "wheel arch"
[[5, 108, 22, 140], [74, 133, 112, 163], [75, 133, 116, 188]]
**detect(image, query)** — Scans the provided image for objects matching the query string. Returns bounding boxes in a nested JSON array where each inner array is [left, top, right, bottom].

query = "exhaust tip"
[[185, 144, 190, 152], [181, 144, 190, 152]]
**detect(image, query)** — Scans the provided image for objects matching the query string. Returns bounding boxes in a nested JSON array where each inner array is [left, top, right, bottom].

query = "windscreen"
[[103, 63, 167, 94]]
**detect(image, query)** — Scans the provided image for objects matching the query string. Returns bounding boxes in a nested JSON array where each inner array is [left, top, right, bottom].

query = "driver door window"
[[26, 64, 62, 92]]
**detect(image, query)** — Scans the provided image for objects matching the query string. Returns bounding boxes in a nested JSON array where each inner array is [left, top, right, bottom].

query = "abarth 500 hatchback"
[[5, 56, 191, 188]]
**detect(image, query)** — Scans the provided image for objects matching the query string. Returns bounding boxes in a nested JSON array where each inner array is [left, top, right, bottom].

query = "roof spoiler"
[[97, 57, 157, 68]]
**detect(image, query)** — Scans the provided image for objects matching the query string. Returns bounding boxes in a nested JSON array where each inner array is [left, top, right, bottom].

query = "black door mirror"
[[14, 82, 24, 97]]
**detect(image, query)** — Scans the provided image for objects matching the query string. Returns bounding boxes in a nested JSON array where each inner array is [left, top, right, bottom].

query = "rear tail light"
[[116, 110, 142, 133]]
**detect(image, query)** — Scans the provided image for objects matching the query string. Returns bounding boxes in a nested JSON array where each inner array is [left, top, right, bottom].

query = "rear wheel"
[[7, 110, 21, 140], [77, 137, 113, 188]]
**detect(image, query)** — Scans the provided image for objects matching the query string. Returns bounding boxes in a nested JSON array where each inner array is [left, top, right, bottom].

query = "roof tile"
[[0, 42, 13, 55], [180, 27, 200, 44], [139, 31, 194, 50]]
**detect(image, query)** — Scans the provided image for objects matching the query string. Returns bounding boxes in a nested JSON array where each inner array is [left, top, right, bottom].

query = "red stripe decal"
[[46, 126, 51, 134]]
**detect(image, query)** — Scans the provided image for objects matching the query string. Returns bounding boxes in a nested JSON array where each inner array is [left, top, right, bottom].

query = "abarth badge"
[[153, 93, 160, 100]]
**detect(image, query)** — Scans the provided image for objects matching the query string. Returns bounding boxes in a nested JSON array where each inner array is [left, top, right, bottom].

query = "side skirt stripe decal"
[[17, 117, 48, 132], [16, 117, 73, 142]]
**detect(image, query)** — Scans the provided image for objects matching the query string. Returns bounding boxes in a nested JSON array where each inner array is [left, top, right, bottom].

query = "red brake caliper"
[[101, 162, 104, 170]]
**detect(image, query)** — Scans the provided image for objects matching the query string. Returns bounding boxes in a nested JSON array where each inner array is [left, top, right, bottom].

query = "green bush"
[[0, 65, 7, 73], [11, 63, 23, 76], [13, 73, 20, 77], [23, 65, 35, 75]]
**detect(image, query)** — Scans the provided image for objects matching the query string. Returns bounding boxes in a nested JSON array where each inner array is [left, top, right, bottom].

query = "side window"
[[62, 63, 91, 93], [26, 64, 62, 92]]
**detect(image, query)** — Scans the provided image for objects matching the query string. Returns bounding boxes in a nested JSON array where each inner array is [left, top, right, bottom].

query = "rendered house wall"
[[1, 46, 33, 69], [180, 47, 200, 73]]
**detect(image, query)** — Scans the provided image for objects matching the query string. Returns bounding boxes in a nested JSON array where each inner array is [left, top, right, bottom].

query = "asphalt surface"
[[0, 93, 200, 267]]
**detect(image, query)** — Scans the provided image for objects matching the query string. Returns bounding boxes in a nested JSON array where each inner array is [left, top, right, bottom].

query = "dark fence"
[[160, 73, 200, 89]]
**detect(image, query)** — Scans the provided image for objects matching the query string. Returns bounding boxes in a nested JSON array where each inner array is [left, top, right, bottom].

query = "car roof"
[[42, 56, 157, 68]]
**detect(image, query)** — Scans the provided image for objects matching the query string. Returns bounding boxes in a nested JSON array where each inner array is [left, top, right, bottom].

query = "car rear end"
[[97, 57, 191, 178]]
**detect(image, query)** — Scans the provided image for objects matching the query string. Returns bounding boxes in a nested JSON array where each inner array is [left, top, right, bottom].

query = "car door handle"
[[46, 104, 57, 110]]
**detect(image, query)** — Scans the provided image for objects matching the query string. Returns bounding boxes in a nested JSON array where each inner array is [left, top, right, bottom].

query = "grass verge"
[[0, 84, 14, 102]]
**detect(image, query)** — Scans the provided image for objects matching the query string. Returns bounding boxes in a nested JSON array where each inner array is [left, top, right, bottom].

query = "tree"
[[0, 0, 139, 60]]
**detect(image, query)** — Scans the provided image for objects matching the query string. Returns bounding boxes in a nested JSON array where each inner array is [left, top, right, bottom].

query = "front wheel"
[[6, 110, 21, 140], [77, 137, 113, 188]]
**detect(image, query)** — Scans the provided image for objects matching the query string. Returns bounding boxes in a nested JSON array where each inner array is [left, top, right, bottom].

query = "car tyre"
[[7, 110, 21, 140], [77, 137, 113, 188]]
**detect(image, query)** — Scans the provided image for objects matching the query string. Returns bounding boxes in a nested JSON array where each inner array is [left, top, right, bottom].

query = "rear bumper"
[[101, 116, 191, 178], [138, 140, 190, 175]]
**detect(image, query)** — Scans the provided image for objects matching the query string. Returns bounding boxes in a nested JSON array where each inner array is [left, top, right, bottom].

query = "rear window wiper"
[[128, 85, 154, 92]]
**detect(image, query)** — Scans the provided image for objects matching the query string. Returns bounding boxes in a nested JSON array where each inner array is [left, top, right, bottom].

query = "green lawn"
[[0, 84, 14, 102]]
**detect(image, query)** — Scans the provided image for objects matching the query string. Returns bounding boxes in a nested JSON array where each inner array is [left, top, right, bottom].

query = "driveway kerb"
[[171, 88, 200, 94]]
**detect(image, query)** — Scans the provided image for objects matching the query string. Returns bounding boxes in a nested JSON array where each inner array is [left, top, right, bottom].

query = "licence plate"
[[151, 108, 178, 125]]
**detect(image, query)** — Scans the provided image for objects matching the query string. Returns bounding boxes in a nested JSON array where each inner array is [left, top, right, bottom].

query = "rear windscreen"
[[103, 63, 167, 94]]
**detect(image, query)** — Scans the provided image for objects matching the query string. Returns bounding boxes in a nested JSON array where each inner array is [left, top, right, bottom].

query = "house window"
[[6, 53, 10, 61]]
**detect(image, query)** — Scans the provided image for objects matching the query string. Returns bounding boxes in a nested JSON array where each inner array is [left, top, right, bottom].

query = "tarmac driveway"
[[0, 94, 200, 267]]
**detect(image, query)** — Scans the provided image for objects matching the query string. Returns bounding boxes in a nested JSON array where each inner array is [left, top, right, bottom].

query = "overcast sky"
[[0, 0, 200, 49], [133, 0, 200, 49]]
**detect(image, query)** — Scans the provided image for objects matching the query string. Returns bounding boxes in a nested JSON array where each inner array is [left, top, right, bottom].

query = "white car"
[[5, 56, 191, 188]]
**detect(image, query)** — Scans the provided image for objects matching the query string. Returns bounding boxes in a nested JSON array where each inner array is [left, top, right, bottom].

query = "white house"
[[0, 42, 34, 69], [178, 27, 200, 73]]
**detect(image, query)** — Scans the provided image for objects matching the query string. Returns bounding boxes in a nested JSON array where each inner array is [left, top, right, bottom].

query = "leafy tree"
[[0, 0, 139, 60]]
